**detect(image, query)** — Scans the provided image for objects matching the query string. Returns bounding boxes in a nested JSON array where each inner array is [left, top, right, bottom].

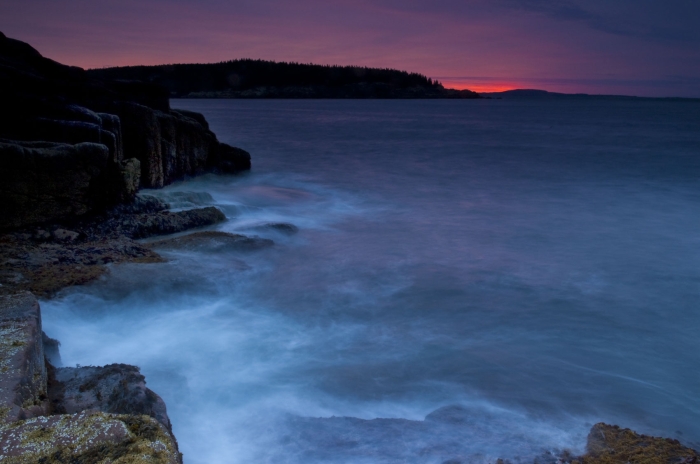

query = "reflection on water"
[[43, 100, 700, 463]]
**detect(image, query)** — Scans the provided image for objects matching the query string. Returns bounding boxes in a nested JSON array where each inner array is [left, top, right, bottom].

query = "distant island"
[[482, 89, 700, 101], [87, 60, 480, 99]]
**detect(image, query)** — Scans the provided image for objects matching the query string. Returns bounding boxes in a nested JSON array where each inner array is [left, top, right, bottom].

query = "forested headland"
[[88, 60, 480, 99]]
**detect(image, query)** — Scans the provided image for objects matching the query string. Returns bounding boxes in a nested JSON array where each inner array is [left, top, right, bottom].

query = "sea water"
[[42, 99, 700, 463]]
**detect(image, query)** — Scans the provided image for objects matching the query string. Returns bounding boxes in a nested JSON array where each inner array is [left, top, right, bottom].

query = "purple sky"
[[2, 0, 699, 96]]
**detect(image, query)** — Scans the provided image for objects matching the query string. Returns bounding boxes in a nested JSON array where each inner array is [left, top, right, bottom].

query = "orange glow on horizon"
[[441, 81, 521, 93]]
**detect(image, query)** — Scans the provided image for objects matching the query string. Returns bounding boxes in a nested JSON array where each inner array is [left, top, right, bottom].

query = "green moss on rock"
[[0, 411, 181, 464], [577, 423, 699, 464]]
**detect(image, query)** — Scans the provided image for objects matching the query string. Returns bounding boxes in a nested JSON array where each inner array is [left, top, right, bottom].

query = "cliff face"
[[0, 293, 48, 424], [0, 141, 114, 230], [0, 31, 250, 231]]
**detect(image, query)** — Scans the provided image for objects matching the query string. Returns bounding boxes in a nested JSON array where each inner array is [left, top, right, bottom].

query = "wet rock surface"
[[279, 405, 574, 464], [150, 230, 274, 253], [577, 423, 699, 464], [245, 222, 299, 235], [277, 407, 700, 464], [87, 206, 226, 240], [212, 143, 252, 174], [42, 332, 61, 367], [0, 193, 232, 297], [0, 233, 162, 298], [48, 363, 173, 434], [0, 293, 48, 424], [149, 190, 215, 210], [0, 293, 181, 463]]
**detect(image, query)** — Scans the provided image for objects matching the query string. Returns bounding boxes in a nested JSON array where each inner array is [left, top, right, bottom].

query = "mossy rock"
[[578, 423, 699, 464], [0, 411, 181, 464]]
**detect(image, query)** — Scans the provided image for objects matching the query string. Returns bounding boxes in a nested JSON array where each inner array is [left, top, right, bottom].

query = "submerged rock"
[[152, 190, 216, 210], [424, 404, 471, 425], [150, 230, 274, 252], [246, 222, 299, 235], [0, 234, 163, 297], [98, 206, 227, 239], [0, 196, 228, 297], [213, 143, 252, 173]]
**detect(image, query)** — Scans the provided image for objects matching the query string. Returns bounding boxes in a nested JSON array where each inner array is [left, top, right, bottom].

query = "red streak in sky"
[[442, 81, 520, 93]]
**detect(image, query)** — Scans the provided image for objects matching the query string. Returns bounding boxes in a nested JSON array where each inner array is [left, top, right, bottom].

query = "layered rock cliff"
[[0, 30, 250, 231]]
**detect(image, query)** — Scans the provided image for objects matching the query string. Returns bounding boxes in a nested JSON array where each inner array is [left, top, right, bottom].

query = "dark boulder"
[[48, 363, 173, 433], [212, 143, 252, 173]]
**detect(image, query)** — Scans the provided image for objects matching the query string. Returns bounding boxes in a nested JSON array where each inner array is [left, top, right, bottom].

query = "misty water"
[[42, 99, 700, 463]]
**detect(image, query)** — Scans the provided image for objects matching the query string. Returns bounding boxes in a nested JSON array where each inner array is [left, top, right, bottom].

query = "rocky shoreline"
[[0, 30, 265, 462], [0, 30, 698, 463]]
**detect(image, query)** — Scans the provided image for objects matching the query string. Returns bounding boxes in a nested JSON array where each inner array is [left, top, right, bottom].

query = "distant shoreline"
[[480, 89, 700, 102], [87, 60, 481, 99]]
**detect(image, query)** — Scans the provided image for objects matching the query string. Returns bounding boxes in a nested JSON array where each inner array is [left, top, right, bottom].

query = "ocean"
[[42, 99, 700, 463]]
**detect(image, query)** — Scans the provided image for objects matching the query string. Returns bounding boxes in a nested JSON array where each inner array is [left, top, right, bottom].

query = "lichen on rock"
[[0, 411, 181, 464], [49, 363, 173, 435], [576, 423, 699, 464]]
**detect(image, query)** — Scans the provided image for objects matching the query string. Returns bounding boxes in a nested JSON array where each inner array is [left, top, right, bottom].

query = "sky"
[[1, 0, 699, 97]]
